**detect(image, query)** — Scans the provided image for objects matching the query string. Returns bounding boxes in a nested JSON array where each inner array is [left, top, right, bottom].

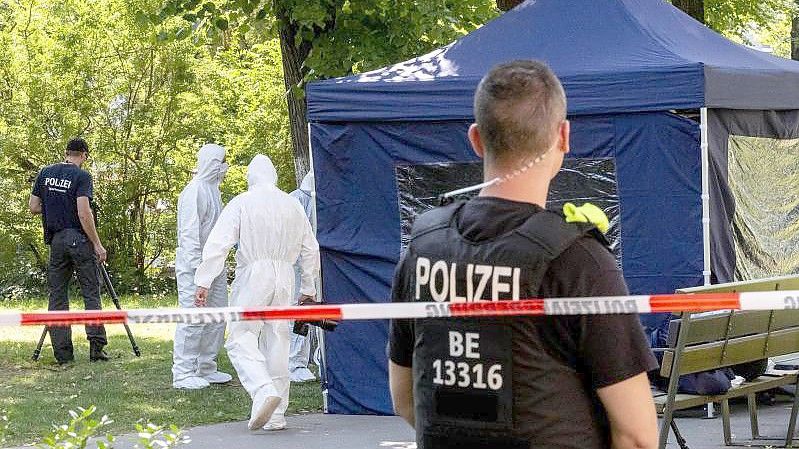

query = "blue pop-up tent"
[[306, 0, 799, 414]]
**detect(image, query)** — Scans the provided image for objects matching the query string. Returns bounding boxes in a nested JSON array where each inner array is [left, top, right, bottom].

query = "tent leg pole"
[[700, 107, 712, 286]]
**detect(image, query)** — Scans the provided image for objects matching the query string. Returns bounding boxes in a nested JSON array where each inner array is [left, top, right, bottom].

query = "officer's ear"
[[468, 124, 486, 159], [558, 120, 570, 155]]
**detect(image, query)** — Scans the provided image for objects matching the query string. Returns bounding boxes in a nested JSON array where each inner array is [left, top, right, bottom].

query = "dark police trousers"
[[48, 228, 107, 362]]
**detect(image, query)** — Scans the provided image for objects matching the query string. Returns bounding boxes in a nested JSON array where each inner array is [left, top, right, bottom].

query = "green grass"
[[0, 294, 175, 311], [0, 295, 323, 446]]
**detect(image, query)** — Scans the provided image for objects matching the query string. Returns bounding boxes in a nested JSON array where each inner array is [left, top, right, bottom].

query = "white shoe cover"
[[173, 376, 211, 390], [202, 371, 233, 384], [263, 414, 287, 431], [248, 394, 281, 430], [290, 367, 316, 383]]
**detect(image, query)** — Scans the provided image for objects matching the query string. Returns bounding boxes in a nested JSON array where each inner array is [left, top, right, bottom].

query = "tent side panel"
[[707, 109, 799, 283], [311, 121, 475, 415], [610, 112, 703, 297], [705, 68, 799, 111]]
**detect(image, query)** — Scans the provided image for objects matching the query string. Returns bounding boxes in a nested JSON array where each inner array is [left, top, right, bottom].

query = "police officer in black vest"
[[30, 138, 109, 364], [388, 61, 659, 449]]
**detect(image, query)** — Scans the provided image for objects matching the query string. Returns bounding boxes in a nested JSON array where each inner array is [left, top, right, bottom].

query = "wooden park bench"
[[654, 308, 799, 448], [654, 274, 799, 448]]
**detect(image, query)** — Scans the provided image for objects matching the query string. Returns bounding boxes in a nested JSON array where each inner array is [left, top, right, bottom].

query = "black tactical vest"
[[406, 201, 607, 449]]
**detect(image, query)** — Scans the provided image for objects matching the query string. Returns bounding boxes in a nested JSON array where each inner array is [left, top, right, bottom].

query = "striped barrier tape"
[[3, 291, 799, 327]]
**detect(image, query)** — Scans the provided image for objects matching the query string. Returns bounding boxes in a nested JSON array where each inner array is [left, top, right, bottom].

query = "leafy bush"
[[132, 423, 190, 449], [39, 406, 115, 448], [34, 406, 189, 449]]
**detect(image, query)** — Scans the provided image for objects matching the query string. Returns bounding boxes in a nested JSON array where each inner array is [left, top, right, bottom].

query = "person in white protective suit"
[[172, 143, 232, 390], [194, 154, 320, 432], [288, 172, 317, 383]]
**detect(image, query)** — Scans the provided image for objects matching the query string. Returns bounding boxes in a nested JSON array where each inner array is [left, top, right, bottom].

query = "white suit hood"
[[175, 143, 227, 271], [195, 143, 226, 184], [299, 172, 314, 194], [290, 172, 314, 228], [247, 154, 278, 188]]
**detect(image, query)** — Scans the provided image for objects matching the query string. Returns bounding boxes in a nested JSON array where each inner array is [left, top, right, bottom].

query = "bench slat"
[[653, 373, 798, 413], [665, 310, 799, 347], [661, 327, 799, 377], [771, 310, 799, 330]]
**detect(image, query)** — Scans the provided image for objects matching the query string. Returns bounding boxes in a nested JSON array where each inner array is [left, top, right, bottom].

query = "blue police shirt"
[[32, 162, 93, 244]]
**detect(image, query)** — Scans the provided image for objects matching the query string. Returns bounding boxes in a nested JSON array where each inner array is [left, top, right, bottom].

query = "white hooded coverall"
[[289, 172, 316, 381], [194, 154, 320, 422], [173, 143, 229, 385]]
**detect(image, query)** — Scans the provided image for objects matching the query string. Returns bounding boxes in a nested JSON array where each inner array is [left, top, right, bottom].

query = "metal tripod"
[[31, 263, 141, 360]]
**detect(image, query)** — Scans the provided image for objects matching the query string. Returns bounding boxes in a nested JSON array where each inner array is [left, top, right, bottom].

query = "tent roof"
[[307, 0, 799, 122]]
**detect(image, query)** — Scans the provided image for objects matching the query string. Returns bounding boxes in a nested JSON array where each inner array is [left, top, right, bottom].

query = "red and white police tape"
[[3, 291, 799, 327]]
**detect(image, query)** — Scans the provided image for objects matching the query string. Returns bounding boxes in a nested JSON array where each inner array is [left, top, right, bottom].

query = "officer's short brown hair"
[[473, 60, 566, 166]]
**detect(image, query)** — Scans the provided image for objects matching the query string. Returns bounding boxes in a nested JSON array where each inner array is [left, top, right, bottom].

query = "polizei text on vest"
[[415, 257, 521, 302]]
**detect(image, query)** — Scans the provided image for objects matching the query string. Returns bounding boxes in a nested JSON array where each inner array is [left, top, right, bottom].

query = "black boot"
[[89, 343, 109, 362]]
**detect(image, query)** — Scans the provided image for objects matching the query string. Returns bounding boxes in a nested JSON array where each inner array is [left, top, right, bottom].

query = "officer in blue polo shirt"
[[29, 138, 109, 364]]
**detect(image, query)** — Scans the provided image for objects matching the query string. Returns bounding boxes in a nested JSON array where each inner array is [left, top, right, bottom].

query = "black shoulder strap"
[[513, 211, 610, 293], [514, 210, 597, 259], [585, 227, 611, 249], [410, 201, 465, 240]]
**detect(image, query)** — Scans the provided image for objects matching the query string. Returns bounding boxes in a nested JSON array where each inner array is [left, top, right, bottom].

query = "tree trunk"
[[276, 10, 313, 187], [792, 5, 799, 61], [672, 0, 705, 24], [497, 0, 524, 11]]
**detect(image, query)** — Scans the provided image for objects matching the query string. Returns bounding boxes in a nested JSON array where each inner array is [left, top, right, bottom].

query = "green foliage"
[[134, 423, 191, 449], [0, 0, 293, 294], [705, 0, 797, 37], [756, 12, 795, 58], [34, 406, 189, 448], [179, 40, 294, 197], [284, 0, 499, 80], [39, 406, 115, 448], [669, 0, 798, 57], [162, 0, 499, 80], [706, 1, 798, 62]]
